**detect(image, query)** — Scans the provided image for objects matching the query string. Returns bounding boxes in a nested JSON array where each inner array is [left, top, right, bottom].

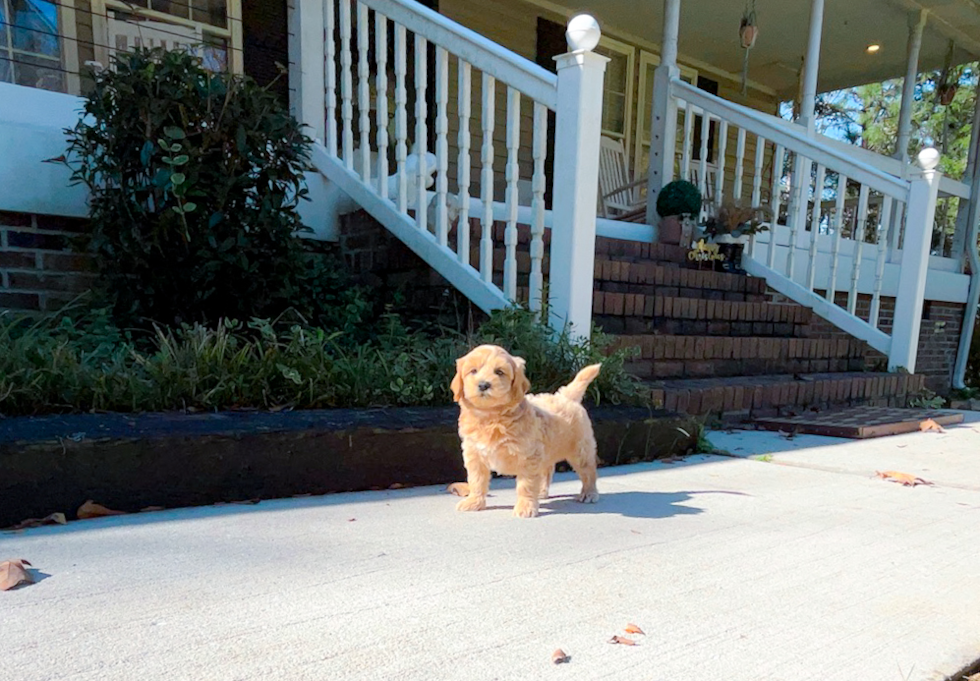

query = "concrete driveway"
[[2, 413, 979, 681]]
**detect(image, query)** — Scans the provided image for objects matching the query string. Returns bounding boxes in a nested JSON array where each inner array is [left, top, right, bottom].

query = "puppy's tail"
[[557, 364, 602, 403]]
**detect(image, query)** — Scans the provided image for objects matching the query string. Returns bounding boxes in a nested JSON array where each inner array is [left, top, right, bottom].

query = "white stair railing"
[[667, 77, 942, 372], [303, 0, 606, 337]]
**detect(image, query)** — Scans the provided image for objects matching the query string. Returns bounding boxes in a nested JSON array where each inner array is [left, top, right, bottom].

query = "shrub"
[[655, 180, 702, 219], [62, 48, 312, 327], [0, 308, 642, 416]]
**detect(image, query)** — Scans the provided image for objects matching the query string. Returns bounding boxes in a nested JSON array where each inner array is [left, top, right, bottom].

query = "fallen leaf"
[[388, 483, 405, 490], [446, 482, 470, 497], [624, 623, 645, 635], [607, 636, 638, 646], [0, 559, 34, 591], [919, 418, 945, 433], [77, 500, 126, 520], [875, 470, 933, 487], [8, 513, 66, 531], [348, 518, 356, 522], [140, 506, 166, 513], [551, 649, 570, 664], [778, 430, 797, 440]]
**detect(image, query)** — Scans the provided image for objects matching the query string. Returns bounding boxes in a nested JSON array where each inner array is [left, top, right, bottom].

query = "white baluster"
[[394, 24, 407, 213], [530, 102, 547, 314], [826, 173, 848, 303], [374, 11, 388, 198], [414, 33, 428, 231], [766, 144, 785, 269], [339, 0, 353, 169], [680, 103, 695, 181], [847, 183, 871, 316], [324, 0, 337, 156], [805, 164, 825, 292], [733, 127, 746, 204], [434, 46, 449, 246], [456, 60, 472, 264], [870, 196, 892, 328], [786, 153, 809, 279], [747, 136, 765, 259], [714, 120, 728, 207], [357, 2, 370, 181], [503, 86, 520, 301], [479, 74, 496, 282]]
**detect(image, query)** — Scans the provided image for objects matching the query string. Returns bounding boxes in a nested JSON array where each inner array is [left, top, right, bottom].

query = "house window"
[[593, 36, 635, 164], [92, 0, 242, 75], [0, 0, 65, 91]]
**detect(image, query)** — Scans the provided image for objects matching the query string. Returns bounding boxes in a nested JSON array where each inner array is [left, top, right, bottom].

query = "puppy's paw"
[[456, 495, 487, 512], [576, 490, 599, 504], [512, 498, 539, 518]]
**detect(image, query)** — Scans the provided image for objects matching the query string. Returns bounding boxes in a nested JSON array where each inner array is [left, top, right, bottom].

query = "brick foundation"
[[0, 211, 94, 313], [803, 291, 964, 393]]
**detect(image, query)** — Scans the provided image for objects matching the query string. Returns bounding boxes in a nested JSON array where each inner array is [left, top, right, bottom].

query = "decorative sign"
[[687, 239, 726, 263]]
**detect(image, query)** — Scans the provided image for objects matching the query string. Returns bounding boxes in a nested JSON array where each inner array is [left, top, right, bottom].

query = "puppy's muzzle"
[[477, 380, 492, 393]]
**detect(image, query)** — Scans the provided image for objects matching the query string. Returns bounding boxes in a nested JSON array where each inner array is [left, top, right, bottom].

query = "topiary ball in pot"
[[656, 180, 702, 219]]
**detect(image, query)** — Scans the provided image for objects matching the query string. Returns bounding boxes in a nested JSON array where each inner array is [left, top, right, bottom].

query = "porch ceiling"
[[568, 0, 980, 96]]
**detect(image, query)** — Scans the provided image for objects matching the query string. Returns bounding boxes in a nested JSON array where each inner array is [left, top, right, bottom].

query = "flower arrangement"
[[702, 202, 771, 241]]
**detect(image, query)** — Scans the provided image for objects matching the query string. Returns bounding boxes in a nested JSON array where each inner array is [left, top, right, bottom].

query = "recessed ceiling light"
[[866, 44, 881, 54]]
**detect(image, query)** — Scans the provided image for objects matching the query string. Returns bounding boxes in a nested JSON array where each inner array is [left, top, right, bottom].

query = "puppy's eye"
[[469, 369, 478, 375], [494, 368, 504, 376]]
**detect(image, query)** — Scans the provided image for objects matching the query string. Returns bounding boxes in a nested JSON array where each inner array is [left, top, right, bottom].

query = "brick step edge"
[[613, 335, 867, 362], [646, 372, 925, 420], [594, 258, 767, 295]]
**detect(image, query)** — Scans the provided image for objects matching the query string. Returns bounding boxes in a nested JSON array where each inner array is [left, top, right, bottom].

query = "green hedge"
[[0, 308, 642, 416]]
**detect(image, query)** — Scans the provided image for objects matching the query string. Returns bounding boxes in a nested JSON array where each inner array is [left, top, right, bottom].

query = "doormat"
[[754, 406, 964, 439]]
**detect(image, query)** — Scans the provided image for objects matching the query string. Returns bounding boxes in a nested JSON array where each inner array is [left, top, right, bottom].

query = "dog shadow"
[[486, 490, 743, 519]]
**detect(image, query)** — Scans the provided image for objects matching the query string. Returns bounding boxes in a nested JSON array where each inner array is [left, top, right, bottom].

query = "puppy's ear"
[[450, 359, 465, 403], [511, 356, 530, 396]]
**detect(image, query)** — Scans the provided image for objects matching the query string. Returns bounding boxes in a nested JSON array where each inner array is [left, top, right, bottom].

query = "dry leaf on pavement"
[[0, 559, 34, 591], [446, 482, 470, 497], [624, 623, 645, 635], [551, 649, 570, 664], [607, 636, 638, 646], [77, 500, 126, 520], [919, 418, 945, 433], [875, 470, 933, 487], [9, 513, 66, 531]]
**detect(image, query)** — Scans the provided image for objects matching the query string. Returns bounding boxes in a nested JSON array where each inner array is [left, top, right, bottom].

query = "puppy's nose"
[[477, 380, 492, 392]]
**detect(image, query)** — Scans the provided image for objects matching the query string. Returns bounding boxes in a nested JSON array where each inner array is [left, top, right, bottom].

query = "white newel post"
[[889, 148, 942, 373], [549, 15, 608, 340], [288, 0, 326, 142], [645, 0, 681, 230]]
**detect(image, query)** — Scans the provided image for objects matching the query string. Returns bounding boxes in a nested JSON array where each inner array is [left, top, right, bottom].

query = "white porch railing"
[[302, 0, 608, 337], [666, 77, 947, 373]]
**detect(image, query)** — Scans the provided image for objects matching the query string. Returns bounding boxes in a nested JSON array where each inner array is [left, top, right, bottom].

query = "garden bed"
[[0, 407, 700, 528]]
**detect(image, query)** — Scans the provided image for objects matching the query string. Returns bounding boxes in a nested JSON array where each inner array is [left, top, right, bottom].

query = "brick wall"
[[804, 291, 964, 393], [0, 211, 95, 313], [339, 210, 484, 330]]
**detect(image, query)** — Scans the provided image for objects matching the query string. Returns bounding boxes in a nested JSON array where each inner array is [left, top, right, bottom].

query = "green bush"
[[62, 48, 312, 327], [0, 308, 642, 416], [656, 180, 702, 219]]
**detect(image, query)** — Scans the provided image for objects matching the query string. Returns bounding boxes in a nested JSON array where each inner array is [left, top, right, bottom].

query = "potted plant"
[[656, 180, 702, 246], [701, 202, 770, 272]]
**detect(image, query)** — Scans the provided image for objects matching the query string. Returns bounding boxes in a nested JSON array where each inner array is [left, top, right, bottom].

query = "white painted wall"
[[0, 83, 89, 217]]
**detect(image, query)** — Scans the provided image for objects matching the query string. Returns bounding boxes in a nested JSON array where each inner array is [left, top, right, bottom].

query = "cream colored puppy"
[[450, 344, 601, 518]]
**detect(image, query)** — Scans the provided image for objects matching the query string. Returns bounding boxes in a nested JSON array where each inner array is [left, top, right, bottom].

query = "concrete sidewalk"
[[2, 414, 979, 681]]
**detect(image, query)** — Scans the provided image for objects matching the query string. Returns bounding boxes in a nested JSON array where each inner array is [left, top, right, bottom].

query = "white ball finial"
[[566, 14, 601, 51], [917, 147, 940, 171]]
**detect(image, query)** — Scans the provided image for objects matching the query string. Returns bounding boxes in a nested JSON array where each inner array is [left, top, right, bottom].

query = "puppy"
[[450, 344, 601, 518]]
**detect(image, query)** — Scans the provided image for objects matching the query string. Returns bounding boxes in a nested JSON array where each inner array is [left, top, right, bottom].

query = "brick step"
[[594, 294, 811, 336], [594, 258, 766, 302], [647, 372, 925, 420], [615, 335, 870, 379]]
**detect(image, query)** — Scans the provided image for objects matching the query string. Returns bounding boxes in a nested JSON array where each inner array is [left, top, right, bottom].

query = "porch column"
[[645, 0, 682, 229], [798, 0, 825, 130], [288, 0, 326, 142], [549, 17, 608, 339], [951, 93, 980, 387], [894, 10, 928, 164], [890, 148, 943, 373]]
